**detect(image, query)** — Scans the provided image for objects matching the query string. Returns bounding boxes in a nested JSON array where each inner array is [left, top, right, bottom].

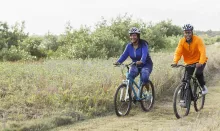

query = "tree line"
[[1, 15, 219, 61]]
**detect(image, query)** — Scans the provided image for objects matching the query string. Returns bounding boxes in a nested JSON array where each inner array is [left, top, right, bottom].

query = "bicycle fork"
[[182, 81, 194, 105], [181, 82, 189, 102], [120, 80, 130, 101]]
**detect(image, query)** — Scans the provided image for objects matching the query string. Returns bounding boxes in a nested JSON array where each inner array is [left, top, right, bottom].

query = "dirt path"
[[55, 81, 220, 131]]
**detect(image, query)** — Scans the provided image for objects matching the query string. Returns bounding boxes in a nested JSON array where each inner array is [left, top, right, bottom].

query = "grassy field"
[[0, 44, 220, 130], [56, 81, 220, 131]]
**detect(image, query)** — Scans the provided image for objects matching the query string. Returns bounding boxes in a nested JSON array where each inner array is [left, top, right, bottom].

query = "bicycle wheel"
[[140, 81, 155, 112], [193, 83, 205, 112], [114, 84, 132, 116], [173, 83, 191, 119]]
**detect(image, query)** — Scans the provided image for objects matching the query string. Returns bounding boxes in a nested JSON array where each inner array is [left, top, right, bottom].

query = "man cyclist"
[[114, 27, 153, 87], [172, 24, 208, 97]]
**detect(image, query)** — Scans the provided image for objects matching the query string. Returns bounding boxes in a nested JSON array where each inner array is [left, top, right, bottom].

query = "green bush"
[[216, 36, 220, 42], [21, 36, 47, 59], [0, 46, 34, 61], [202, 36, 216, 45]]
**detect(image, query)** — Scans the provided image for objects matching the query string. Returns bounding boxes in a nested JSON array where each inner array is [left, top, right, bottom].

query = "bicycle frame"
[[120, 64, 144, 101], [181, 78, 196, 101], [178, 65, 201, 101]]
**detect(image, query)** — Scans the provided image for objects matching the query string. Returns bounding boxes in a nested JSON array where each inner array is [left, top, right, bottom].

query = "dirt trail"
[[55, 80, 220, 131]]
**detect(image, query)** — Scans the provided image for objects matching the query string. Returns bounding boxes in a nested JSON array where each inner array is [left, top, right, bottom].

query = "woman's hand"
[[136, 61, 143, 65]]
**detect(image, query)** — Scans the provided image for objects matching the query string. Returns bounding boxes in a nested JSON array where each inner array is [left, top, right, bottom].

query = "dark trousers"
[[183, 63, 206, 87]]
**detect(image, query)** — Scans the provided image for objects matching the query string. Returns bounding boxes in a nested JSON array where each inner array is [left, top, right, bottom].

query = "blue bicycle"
[[114, 62, 155, 116]]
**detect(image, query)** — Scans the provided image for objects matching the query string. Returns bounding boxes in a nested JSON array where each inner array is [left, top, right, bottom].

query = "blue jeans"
[[128, 65, 153, 85]]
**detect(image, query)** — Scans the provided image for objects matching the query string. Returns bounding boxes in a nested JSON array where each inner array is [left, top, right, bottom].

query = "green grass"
[[0, 45, 219, 130], [56, 82, 220, 131]]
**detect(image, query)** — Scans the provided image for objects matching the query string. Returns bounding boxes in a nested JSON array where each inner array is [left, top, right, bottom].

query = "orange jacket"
[[174, 35, 208, 65]]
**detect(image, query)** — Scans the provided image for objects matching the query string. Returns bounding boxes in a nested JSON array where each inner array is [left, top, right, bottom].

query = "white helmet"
[[128, 27, 141, 34], [182, 24, 194, 31]]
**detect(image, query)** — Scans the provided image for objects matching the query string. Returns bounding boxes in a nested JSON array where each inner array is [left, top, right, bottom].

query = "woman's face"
[[130, 33, 138, 43]]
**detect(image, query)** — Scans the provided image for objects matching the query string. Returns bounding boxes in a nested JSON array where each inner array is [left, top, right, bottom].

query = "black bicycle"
[[172, 64, 205, 119]]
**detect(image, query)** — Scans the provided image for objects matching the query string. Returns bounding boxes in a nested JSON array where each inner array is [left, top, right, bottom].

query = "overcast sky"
[[1, 0, 220, 35]]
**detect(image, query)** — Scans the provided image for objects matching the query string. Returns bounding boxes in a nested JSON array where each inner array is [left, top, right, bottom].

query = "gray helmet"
[[182, 24, 194, 31], [128, 27, 141, 34]]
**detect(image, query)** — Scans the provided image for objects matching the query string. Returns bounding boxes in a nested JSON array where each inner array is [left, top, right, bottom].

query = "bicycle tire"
[[173, 83, 191, 119], [140, 81, 155, 112], [114, 84, 132, 116], [193, 83, 205, 112]]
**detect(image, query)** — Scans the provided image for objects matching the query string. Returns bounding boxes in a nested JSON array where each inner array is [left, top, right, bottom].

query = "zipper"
[[134, 49, 136, 58], [189, 44, 190, 51]]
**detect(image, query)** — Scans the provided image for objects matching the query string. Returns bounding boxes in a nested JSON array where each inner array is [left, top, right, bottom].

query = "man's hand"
[[171, 63, 177, 67], [136, 61, 143, 65], [196, 63, 202, 68]]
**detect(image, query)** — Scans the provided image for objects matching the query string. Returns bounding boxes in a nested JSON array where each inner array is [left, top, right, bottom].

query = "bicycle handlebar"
[[171, 64, 196, 68], [114, 62, 138, 75], [171, 64, 198, 77], [114, 62, 136, 67]]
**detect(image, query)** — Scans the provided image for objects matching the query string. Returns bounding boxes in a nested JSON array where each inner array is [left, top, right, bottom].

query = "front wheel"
[[114, 84, 132, 116], [173, 83, 191, 119], [140, 81, 155, 112]]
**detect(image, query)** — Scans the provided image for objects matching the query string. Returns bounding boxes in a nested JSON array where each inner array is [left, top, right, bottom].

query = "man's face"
[[184, 30, 193, 41], [130, 33, 138, 43]]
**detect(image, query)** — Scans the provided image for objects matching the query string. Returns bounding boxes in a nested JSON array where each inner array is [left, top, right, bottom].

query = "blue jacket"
[[117, 39, 153, 67]]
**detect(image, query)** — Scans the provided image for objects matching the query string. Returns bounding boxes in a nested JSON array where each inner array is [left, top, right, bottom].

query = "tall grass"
[[0, 45, 219, 130]]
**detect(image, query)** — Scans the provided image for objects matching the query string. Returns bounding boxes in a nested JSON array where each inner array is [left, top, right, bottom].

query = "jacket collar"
[[185, 35, 194, 44], [131, 40, 141, 47]]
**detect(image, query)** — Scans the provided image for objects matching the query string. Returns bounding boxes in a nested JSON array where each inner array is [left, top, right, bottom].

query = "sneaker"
[[146, 91, 152, 100], [202, 85, 208, 95], [179, 100, 186, 108]]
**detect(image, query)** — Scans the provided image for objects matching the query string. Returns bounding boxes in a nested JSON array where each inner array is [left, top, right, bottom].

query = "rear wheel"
[[173, 83, 191, 119], [140, 81, 155, 112], [193, 82, 205, 112], [114, 84, 132, 116]]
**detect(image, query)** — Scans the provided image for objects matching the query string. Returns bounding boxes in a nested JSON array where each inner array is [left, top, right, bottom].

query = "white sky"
[[1, 0, 220, 35]]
